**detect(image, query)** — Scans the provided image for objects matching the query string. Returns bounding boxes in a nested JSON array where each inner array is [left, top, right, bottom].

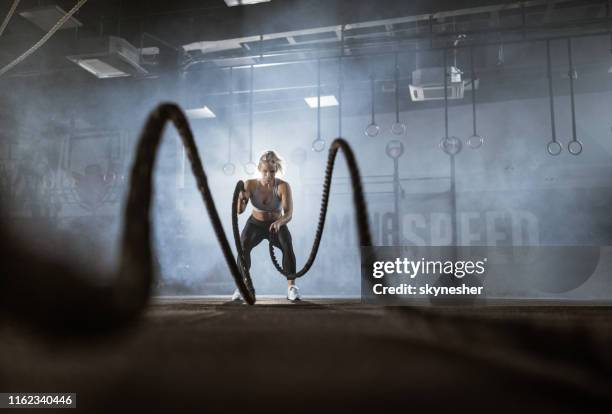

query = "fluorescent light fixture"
[[224, 0, 271, 6], [75, 59, 130, 78], [20, 5, 82, 31], [231, 61, 292, 69], [304, 95, 339, 108], [186, 106, 216, 119]]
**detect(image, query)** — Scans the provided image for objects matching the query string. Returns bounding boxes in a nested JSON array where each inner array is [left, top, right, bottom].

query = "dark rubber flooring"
[[1, 298, 612, 413]]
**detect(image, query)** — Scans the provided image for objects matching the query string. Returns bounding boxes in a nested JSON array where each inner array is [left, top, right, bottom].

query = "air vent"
[[66, 36, 148, 79], [409, 84, 465, 101], [409, 67, 464, 101]]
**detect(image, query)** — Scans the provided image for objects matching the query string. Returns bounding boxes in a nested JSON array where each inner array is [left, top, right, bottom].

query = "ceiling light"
[[224, 0, 271, 6], [304, 95, 339, 108], [186, 106, 216, 119], [74, 59, 130, 78], [232, 62, 291, 69]]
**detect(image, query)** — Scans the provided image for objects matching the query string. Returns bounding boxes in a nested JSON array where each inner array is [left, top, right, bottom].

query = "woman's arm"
[[237, 180, 252, 214], [270, 182, 293, 231]]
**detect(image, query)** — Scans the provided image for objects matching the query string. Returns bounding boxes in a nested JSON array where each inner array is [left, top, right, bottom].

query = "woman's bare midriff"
[[251, 210, 282, 222]]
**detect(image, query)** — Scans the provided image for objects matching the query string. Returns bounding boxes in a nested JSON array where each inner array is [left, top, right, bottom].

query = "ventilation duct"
[[66, 36, 148, 79], [409, 66, 464, 101]]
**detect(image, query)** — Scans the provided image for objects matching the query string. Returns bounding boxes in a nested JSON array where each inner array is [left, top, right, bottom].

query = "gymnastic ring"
[[312, 138, 326, 152], [439, 136, 462, 155], [568, 139, 583, 156], [385, 140, 404, 159], [467, 134, 484, 149], [365, 123, 380, 137], [391, 122, 406, 136], [244, 161, 257, 175], [222, 162, 236, 176], [546, 141, 562, 156]]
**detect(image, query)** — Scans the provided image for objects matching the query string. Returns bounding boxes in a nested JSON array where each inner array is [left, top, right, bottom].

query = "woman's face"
[[258, 162, 277, 184]]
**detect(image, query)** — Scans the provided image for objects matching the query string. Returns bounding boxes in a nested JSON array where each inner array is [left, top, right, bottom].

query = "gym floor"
[[1, 297, 611, 412]]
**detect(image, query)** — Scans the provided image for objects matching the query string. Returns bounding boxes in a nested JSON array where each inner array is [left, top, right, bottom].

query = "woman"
[[232, 150, 300, 301]]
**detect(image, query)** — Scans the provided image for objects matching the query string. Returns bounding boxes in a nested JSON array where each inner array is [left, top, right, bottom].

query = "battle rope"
[[0, 103, 253, 329], [138, 103, 256, 304], [232, 140, 372, 280], [2, 105, 611, 402], [0, 103, 373, 333]]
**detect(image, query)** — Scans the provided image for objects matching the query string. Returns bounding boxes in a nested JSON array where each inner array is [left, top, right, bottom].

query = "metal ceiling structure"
[[173, 0, 612, 119], [2, 1, 610, 72], [181, 0, 612, 69], [2, 0, 612, 121]]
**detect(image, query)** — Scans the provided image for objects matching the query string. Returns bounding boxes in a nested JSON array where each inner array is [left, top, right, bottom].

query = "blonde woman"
[[232, 150, 299, 301]]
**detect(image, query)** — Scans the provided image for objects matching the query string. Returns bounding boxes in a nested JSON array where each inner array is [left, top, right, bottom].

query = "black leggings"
[[238, 216, 296, 278]]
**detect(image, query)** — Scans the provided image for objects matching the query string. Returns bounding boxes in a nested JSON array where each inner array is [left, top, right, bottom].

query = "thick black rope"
[[148, 103, 255, 304], [232, 138, 372, 280], [3, 103, 612, 400], [0, 104, 373, 333], [0, 103, 256, 334], [3, 104, 611, 401]]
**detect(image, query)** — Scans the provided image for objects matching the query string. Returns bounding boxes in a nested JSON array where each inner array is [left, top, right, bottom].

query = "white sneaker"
[[231, 288, 243, 302], [287, 285, 301, 302]]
